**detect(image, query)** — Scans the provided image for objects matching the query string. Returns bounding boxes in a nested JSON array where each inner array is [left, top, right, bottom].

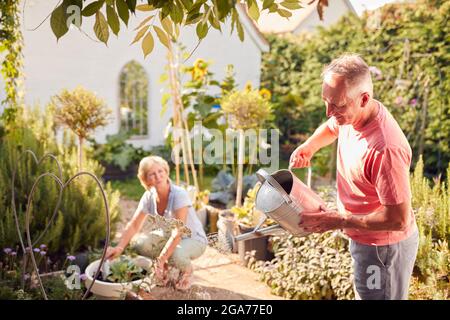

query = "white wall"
[[20, 0, 264, 149], [294, 0, 354, 34]]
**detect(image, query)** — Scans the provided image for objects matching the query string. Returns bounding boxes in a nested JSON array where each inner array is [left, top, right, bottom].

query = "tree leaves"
[[153, 26, 170, 49], [50, 2, 69, 41], [106, 4, 120, 36], [116, 0, 129, 25], [141, 32, 154, 58], [247, 0, 260, 22], [131, 25, 150, 44], [94, 11, 109, 44], [82, 0, 104, 17], [48, 0, 313, 56], [196, 22, 208, 39]]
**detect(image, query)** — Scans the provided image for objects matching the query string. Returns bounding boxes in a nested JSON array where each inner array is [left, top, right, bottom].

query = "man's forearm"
[[343, 209, 410, 232], [305, 122, 337, 153]]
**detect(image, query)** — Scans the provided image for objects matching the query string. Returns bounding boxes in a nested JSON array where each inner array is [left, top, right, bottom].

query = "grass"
[[110, 179, 144, 201], [110, 173, 216, 201]]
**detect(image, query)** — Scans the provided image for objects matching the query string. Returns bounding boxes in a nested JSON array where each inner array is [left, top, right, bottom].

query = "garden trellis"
[[9, 149, 112, 300]]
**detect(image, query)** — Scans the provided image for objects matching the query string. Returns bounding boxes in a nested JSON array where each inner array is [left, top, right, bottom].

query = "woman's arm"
[[105, 209, 147, 259], [157, 207, 188, 263]]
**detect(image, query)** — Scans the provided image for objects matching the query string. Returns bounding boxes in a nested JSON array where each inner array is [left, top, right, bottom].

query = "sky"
[[349, 0, 399, 15]]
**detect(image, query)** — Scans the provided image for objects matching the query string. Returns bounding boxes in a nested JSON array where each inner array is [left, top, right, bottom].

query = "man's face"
[[322, 73, 362, 126]]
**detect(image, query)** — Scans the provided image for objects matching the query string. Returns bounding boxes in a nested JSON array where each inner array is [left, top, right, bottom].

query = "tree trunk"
[[78, 136, 83, 172]]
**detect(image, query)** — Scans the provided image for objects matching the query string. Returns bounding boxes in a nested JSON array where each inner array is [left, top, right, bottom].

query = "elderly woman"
[[105, 156, 208, 290]]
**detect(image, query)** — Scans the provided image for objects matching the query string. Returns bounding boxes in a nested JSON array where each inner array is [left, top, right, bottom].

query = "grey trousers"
[[349, 229, 419, 300]]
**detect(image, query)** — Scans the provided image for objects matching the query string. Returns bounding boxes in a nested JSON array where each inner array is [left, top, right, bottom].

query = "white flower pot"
[[84, 256, 153, 300]]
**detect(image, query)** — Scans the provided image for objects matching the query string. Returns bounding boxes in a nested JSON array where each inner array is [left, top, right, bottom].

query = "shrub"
[[0, 106, 120, 254]]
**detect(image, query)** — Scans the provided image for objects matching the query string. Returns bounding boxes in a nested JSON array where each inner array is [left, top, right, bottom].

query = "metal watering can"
[[234, 168, 326, 242]]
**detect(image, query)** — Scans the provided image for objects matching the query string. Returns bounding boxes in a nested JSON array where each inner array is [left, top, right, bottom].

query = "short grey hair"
[[322, 54, 373, 96]]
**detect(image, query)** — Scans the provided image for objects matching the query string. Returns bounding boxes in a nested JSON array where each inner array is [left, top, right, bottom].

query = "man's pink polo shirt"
[[326, 100, 417, 246]]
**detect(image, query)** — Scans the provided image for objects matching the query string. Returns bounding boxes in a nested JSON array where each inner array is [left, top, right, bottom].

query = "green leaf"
[[186, 12, 202, 25], [82, 0, 104, 17], [262, 0, 275, 10], [280, 1, 302, 10], [196, 22, 208, 39], [236, 18, 244, 41], [131, 25, 150, 44], [277, 8, 293, 18], [208, 12, 221, 31], [142, 32, 154, 58], [94, 11, 110, 44], [170, 1, 184, 24], [248, 0, 260, 22], [126, 0, 137, 13], [160, 17, 174, 37], [136, 4, 154, 11], [134, 15, 155, 31], [106, 5, 120, 35], [160, 93, 171, 116], [179, 0, 193, 10], [116, 0, 129, 25], [50, 3, 69, 40], [153, 26, 170, 49]]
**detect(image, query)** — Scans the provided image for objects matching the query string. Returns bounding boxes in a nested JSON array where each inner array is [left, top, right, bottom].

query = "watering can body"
[[235, 169, 326, 241]]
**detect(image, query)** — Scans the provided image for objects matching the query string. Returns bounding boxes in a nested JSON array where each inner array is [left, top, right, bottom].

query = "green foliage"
[[106, 255, 147, 283], [411, 156, 450, 294], [89, 131, 146, 171], [262, 0, 450, 176], [0, 0, 23, 125], [48, 0, 305, 57], [247, 232, 354, 300], [51, 86, 112, 141], [0, 107, 121, 254], [221, 89, 273, 130]]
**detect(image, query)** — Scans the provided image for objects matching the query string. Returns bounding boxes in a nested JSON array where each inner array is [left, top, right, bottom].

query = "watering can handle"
[[256, 169, 292, 204]]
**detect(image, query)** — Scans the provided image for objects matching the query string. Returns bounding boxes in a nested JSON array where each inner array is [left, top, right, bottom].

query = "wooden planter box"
[[102, 163, 138, 181]]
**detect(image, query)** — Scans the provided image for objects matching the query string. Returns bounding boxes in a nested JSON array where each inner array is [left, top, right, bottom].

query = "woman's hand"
[[105, 246, 124, 260], [155, 256, 169, 284]]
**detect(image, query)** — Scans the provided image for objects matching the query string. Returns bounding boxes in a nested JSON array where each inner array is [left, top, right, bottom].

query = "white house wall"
[[19, 0, 263, 149], [294, 0, 354, 34]]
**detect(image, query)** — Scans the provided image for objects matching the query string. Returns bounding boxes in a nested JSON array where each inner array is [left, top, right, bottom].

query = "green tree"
[[51, 86, 112, 171]]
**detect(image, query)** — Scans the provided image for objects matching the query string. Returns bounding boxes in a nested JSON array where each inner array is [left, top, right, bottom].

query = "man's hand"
[[289, 143, 315, 169], [299, 206, 345, 233]]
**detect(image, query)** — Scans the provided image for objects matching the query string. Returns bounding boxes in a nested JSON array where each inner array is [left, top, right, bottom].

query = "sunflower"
[[259, 88, 272, 101], [244, 81, 253, 92]]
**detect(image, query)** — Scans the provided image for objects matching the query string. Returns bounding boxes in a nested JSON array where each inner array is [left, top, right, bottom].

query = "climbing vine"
[[0, 0, 23, 125]]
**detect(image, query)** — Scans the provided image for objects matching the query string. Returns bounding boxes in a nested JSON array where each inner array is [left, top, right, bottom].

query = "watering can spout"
[[234, 224, 286, 242]]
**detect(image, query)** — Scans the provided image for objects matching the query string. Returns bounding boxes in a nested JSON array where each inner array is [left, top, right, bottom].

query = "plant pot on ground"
[[84, 255, 153, 300], [237, 223, 274, 265]]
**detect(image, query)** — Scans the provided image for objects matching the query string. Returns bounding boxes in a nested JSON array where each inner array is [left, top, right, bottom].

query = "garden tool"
[[235, 167, 326, 242]]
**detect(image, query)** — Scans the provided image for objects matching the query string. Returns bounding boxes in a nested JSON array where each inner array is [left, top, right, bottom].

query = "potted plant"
[[84, 255, 153, 300]]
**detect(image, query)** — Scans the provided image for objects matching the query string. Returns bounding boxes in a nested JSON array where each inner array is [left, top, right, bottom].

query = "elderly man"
[[290, 54, 419, 300]]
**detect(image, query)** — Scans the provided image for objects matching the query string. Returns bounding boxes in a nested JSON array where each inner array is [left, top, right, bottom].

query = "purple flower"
[[33, 248, 40, 253], [80, 274, 88, 281], [24, 273, 30, 281], [40, 251, 47, 256], [25, 247, 32, 252], [66, 255, 76, 261], [410, 98, 418, 106], [3, 248, 12, 255], [39, 244, 47, 250], [10, 252, 17, 256]]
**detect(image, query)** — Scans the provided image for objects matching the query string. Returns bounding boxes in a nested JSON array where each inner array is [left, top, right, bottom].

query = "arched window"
[[119, 61, 149, 136]]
